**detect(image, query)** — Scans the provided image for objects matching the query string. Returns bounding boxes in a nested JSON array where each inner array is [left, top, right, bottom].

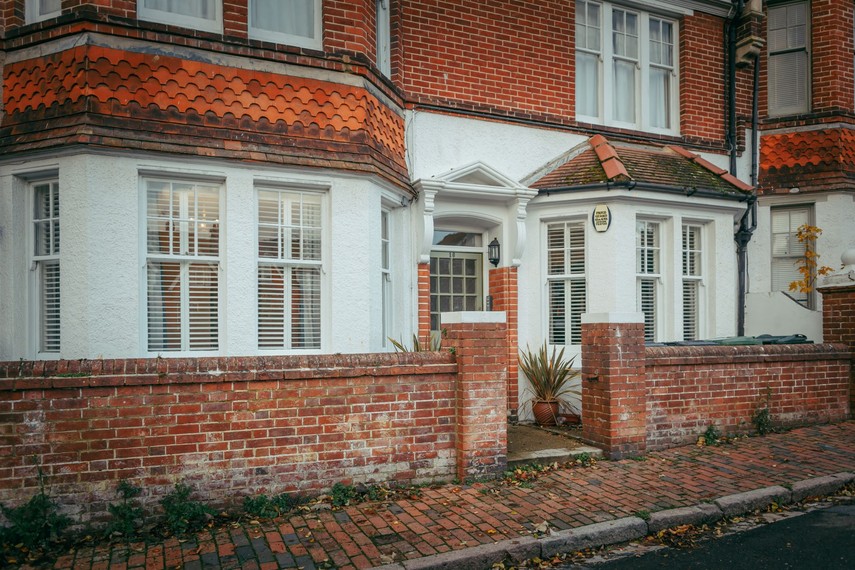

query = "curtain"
[[576, 52, 599, 118], [144, 0, 214, 19], [251, 0, 315, 38]]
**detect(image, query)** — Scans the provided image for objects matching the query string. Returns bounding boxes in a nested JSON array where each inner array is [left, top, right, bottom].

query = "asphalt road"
[[568, 498, 855, 569]]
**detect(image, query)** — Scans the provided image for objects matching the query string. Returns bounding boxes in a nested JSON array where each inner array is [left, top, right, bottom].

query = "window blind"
[[257, 189, 322, 350], [33, 181, 60, 353], [146, 180, 220, 351], [547, 221, 586, 345]]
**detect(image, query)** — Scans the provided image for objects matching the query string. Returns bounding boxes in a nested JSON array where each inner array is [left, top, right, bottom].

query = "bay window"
[[546, 221, 587, 346], [636, 220, 660, 342], [257, 188, 322, 350], [575, 1, 678, 133], [32, 181, 60, 353], [380, 209, 392, 346], [145, 179, 220, 352], [682, 224, 703, 340]]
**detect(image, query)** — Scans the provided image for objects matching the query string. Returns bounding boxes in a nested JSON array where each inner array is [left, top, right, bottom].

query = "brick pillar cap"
[[581, 312, 645, 324], [441, 311, 507, 324], [817, 249, 855, 291]]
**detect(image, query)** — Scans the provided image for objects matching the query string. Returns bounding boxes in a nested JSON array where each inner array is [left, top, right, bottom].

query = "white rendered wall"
[[746, 191, 855, 340], [405, 110, 588, 182], [0, 152, 414, 360]]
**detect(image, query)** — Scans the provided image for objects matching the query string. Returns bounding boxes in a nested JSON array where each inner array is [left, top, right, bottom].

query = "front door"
[[429, 251, 483, 334]]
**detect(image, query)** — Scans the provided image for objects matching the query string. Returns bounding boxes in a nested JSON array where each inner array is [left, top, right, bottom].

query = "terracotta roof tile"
[[1, 45, 408, 186], [759, 128, 855, 194], [531, 136, 751, 197]]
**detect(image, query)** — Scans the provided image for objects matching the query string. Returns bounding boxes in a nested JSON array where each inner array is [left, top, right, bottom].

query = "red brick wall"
[[0, 353, 461, 525], [580, 321, 647, 459], [399, 0, 573, 120], [645, 345, 851, 450], [819, 284, 855, 418], [680, 12, 726, 144], [488, 266, 519, 414], [443, 318, 508, 480]]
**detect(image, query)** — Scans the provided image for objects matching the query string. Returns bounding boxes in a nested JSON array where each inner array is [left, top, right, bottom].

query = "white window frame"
[[143, 177, 222, 354], [767, 1, 810, 117], [771, 204, 814, 308], [30, 179, 61, 354], [256, 186, 324, 351], [545, 220, 587, 347], [137, 0, 223, 34], [636, 219, 661, 342], [25, 0, 62, 24], [681, 223, 704, 341], [575, 0, 680, 135], [380, 208, 392, 347], [248, 0, 323, 50], [376, 0, 392, 76]]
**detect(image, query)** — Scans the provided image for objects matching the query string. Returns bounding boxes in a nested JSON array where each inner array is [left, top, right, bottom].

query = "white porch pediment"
[[413, 162, 537, 265]]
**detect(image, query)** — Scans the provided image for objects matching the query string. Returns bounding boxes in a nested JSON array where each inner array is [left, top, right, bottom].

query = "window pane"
[[147, 261, 182, 351], [576, 52, 600, 117], [250, 0, 315, 39], [143, 0, 215, 20], [638, 278, 656, 341], [683, 280, 698, 341], [40, 260, 61, 352], [649, 67, 670, 129], [613, 59, 636, 123], [188, 262, 219, 350], [291, 267, 321, 348]]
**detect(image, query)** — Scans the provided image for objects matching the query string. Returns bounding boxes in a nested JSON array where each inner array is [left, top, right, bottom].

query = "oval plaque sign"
[[592, 204, 611, 232]]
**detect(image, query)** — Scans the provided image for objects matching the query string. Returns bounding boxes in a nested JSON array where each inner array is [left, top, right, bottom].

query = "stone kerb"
[[442, 311, 509, 481], [580, 313, 647, 459]]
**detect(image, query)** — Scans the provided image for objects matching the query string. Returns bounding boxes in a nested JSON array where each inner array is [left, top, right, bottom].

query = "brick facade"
[[0, 345, 506, 525]]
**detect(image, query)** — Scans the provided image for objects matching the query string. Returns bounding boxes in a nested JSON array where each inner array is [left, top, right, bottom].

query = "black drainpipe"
[[733, 1, 760, 336]]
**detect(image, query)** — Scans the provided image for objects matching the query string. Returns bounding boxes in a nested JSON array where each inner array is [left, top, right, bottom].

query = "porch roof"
[[530, 135, 753, 198]]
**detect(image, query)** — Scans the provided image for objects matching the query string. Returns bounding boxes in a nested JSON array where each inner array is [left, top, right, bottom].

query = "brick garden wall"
[[0, 352, 460, 525], [581, 317, 852, 458], [645, 345, 852, 451]]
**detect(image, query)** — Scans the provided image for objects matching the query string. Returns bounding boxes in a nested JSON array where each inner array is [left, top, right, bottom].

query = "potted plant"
[[519, 343, 581, 427]]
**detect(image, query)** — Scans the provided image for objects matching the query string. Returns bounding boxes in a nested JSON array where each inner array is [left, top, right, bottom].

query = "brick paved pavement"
[[42, 421, 855, 570]]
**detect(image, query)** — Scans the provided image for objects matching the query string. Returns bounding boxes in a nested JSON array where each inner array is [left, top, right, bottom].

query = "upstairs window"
[[575, 1, 678, 134], [249, 0, 323, 50], [636, 220, 660, 342], [376, 0, 392, 76], [546, 221, 587, 346], [768, 1, 809, 116], [26, 0, 61, 23], [32, 181, 60, 353], [138, 0, 222, 34]]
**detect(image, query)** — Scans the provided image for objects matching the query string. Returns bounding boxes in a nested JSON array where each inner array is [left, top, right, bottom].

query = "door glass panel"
[[429, 251, 482, 333]]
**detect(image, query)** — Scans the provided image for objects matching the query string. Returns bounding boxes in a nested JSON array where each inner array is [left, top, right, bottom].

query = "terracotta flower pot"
[[532, 401, 559, 426]]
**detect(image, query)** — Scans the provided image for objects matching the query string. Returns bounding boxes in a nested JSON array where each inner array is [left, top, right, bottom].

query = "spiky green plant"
[[518, 343, 580, 410], [388, 333, 442, 352]]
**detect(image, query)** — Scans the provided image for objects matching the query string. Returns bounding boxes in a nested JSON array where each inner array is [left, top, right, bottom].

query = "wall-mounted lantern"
[[488, 238, 500, 267]]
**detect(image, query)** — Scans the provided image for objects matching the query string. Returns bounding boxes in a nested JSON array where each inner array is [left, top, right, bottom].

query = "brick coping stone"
[[42, 422, 855, 570]]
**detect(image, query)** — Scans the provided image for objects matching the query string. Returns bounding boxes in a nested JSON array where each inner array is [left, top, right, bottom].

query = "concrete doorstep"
[[370, 471, 855, 570]]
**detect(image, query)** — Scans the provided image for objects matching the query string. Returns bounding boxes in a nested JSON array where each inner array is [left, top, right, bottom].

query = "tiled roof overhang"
[[759, 127, 855, 195], [1, 43, 409, 188], [531, 135, 753, 200]]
